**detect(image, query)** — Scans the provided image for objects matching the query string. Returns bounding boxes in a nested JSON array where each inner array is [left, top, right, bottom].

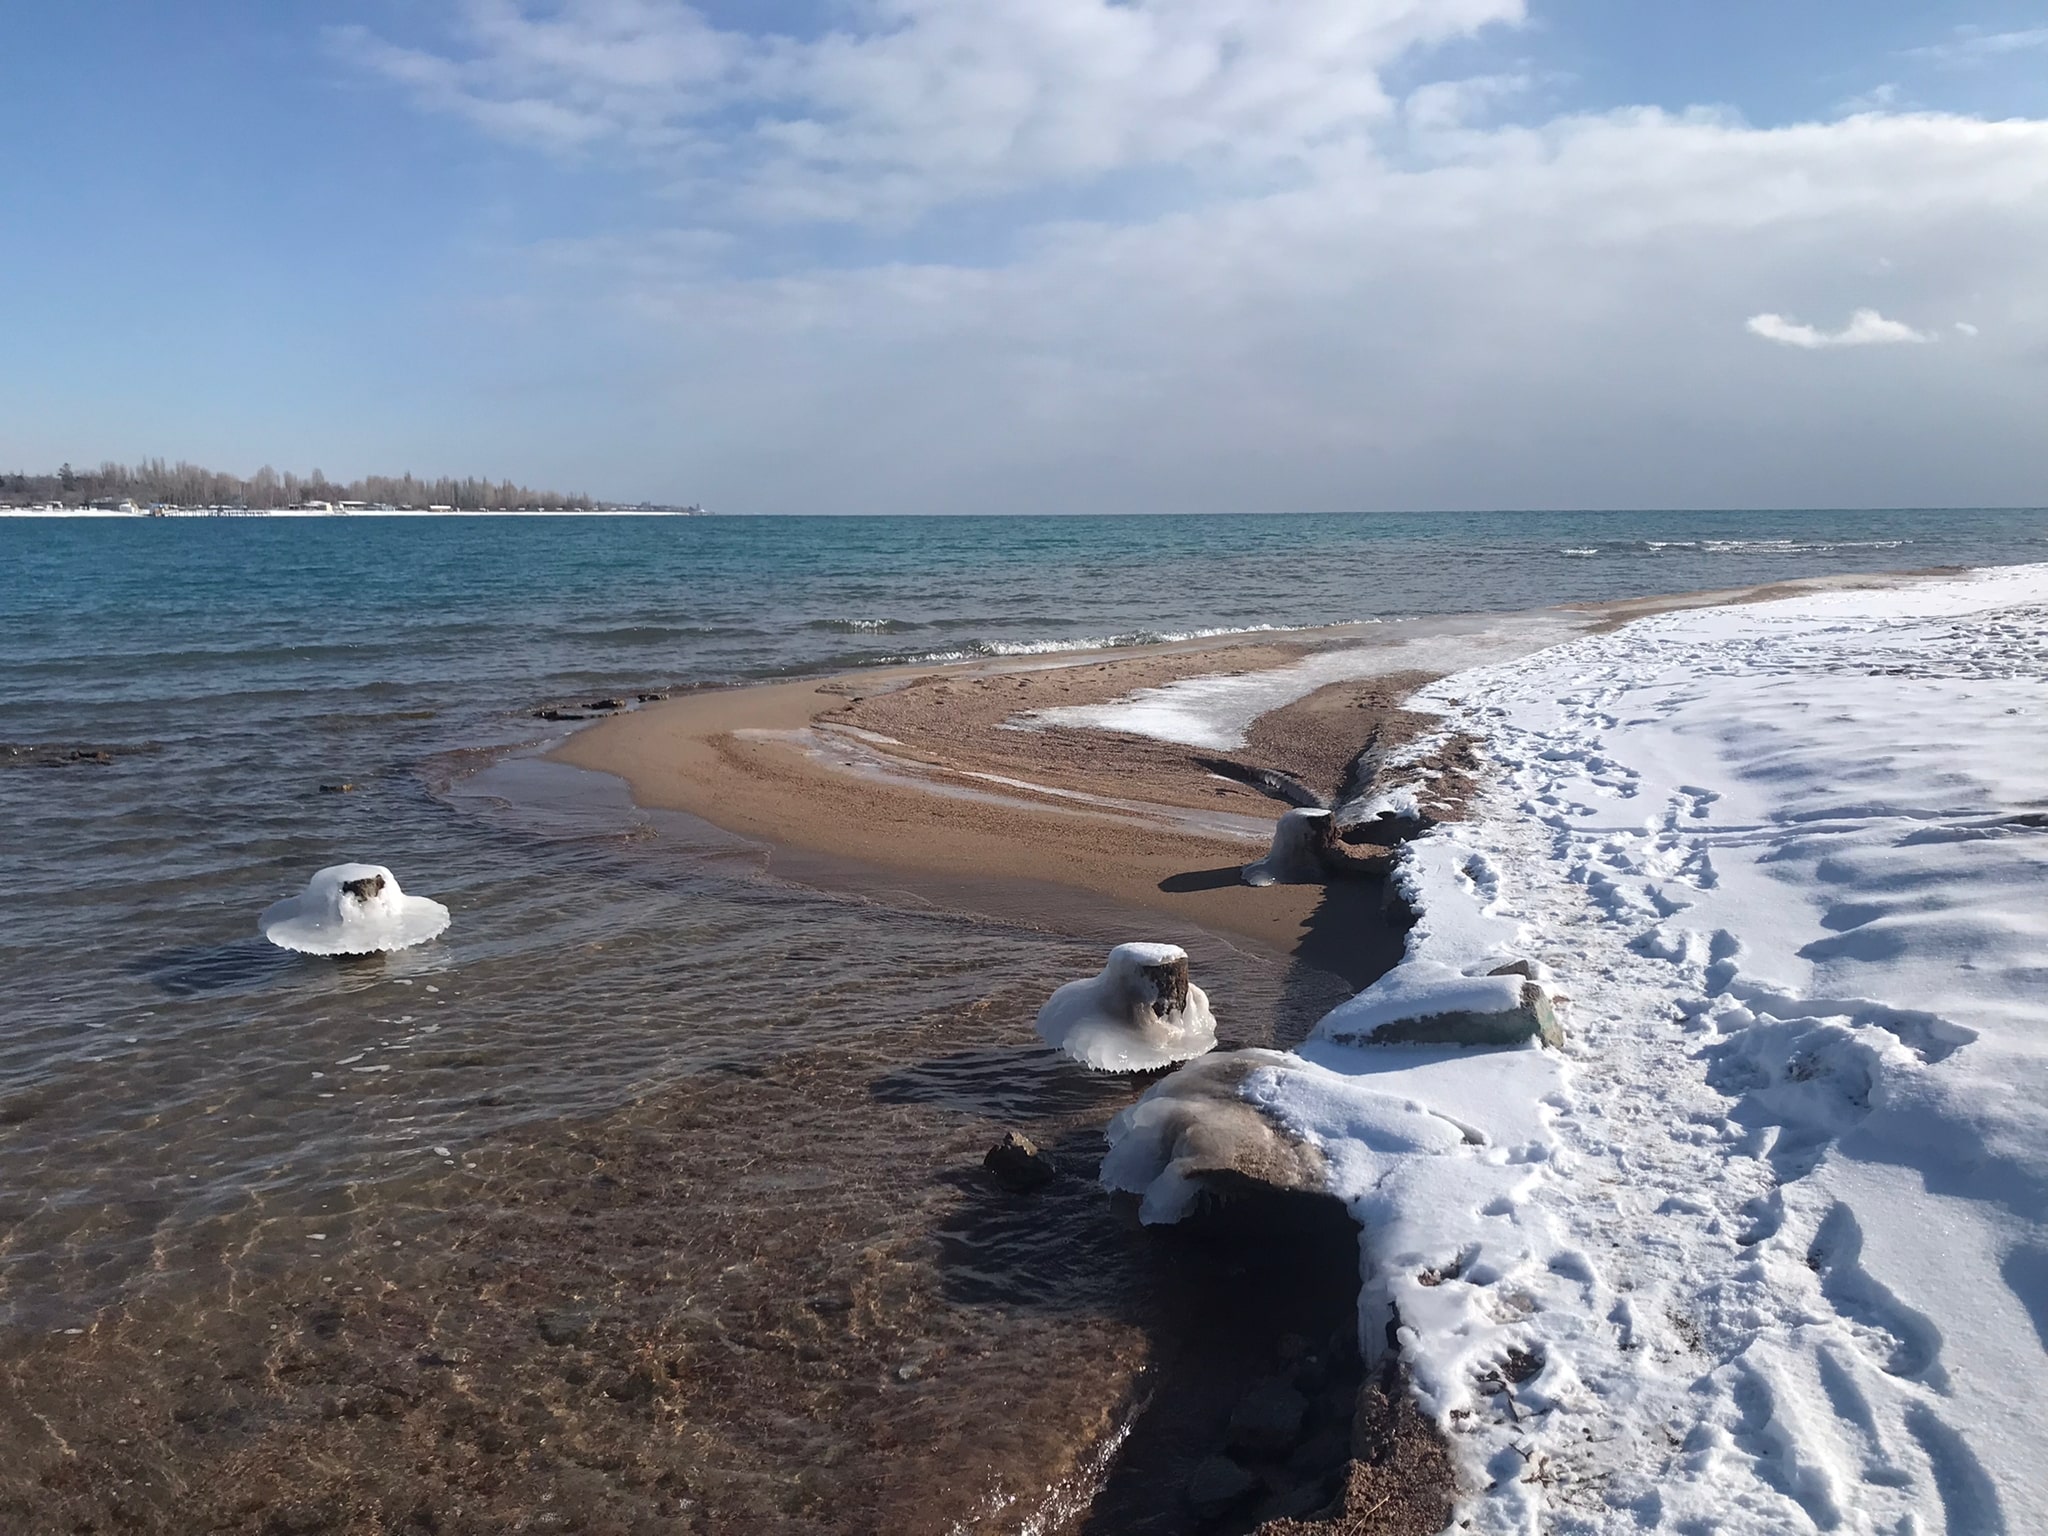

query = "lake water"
[[1, 507, 2043, 1532]]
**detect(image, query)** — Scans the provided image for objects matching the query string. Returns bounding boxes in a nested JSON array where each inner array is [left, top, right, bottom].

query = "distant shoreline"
[[0, 506, 707, 518]]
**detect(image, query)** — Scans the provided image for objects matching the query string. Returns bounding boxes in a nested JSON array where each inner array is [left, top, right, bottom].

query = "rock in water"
[[1185, 1455, 1261, 1516], [1034, 943, 1219, 1072], [983, 1131, 1057, 1192], [1229, 1379, 1310, 1457], [1242, 807, 1333, 886], [257, 862, 451, 956]]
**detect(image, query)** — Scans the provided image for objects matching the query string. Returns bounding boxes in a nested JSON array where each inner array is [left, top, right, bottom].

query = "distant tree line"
[[1, 458, 595, 511]]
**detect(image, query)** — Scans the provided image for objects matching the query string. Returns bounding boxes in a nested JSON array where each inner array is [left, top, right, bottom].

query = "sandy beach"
[[550, 571, 1940, 967]]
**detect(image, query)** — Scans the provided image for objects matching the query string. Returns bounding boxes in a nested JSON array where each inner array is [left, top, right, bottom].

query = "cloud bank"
[[338, 4, 2048, 512]]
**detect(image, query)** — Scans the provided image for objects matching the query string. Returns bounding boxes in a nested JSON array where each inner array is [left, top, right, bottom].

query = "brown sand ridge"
[[551, 632, 1449, 960]]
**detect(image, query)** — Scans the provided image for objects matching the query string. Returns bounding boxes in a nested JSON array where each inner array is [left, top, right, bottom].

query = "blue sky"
[[3, 1, 2046, 511]]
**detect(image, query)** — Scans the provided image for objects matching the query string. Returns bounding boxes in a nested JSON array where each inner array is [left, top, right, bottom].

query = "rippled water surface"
[[1, 508, 2044, 1531]]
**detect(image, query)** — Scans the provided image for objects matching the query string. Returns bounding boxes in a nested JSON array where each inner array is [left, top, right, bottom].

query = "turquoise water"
[[2, 505, 2044, 1245], [0, 507, 2044, 1530]]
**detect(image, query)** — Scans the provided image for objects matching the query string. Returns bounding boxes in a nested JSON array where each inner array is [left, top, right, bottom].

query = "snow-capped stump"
[[1033, 942, 1218, 1072], [1243, 807, 1333, 886], [258, 862, 451, 955], [1315, 959, 1562, 1049]]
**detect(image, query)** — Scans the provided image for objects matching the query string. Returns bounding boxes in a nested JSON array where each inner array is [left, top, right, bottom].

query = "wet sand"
[[551, 634, 1449, 962]]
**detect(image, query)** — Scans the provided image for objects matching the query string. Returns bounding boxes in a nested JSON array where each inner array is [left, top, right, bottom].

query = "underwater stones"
[[1034, 942, 1218, 1072], [983, 1131, 1057, 1192], [1228, 1379, 1309, 1457], [535, 1309, 593, 1346], [318, 782, 357, 794], [258, 862, 451, 955], [1185, 1454, 1260, 1517]]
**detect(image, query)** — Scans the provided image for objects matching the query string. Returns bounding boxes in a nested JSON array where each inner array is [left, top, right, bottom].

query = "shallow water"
[[2, 508, 2045, 1530]]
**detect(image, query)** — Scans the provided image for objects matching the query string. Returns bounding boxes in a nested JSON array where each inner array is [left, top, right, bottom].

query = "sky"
[[2, 1, 2046, 513]]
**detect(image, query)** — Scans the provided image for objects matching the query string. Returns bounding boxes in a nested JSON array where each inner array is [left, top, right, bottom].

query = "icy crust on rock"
[[1101, 563, 2048, 1534], [1315, 960, 1526, 1042], [1034, 942, 1218, 1072], [258, 863, 451, 955], [1241, 806, 1330, 886]]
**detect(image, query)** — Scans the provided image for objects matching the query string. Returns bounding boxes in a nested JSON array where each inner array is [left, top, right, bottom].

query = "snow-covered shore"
[[1111, 564, 2048, 1532]]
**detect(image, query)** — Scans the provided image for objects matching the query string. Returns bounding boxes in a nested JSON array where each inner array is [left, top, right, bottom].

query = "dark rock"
[[983, 1131, 1057, 1192], [1185, 1454, 1260, 1516], [1487, 959, 1539, 980], [533, 709, 592, 722], [341, 874, 386, 902], [1364, 980, 1563, 1049], [1287, 1425, 1352, 1475], [1251, 1475, 1333, 1524], [535, 1308, 593, 1346], [637, 692, 668, 703], [586, 698, 626, 710], [1228, 1378, 1309, 1457], [1138, 954, 1190, 1017], [318, 782, 356, 794]]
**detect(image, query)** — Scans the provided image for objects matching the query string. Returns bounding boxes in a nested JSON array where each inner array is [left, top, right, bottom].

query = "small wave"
[[570, 624, 770, 644], [1568, 538, 1910, 558], [887, 621, 1333, 665], [805, 618, 927, 635]]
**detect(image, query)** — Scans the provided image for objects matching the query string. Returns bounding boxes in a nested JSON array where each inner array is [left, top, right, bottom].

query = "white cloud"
[[1745, 308, 1937, 349], [337, 6, 2048, 511], [1955, 320, 1980, 337], [335, 0, 1528, 219], [1905, 25, 2048, 66]]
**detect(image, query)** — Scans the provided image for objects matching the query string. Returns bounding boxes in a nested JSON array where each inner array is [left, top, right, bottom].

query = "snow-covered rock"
[[258, 863, 451, 955], [1099, 1049, 1332, 1221], [1316, 959, 1562, 1048], [1033, 942, 1217, 1072]]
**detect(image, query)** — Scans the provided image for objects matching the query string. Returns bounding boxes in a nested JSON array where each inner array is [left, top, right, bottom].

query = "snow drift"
[[1096, 564, 2048, 1534]]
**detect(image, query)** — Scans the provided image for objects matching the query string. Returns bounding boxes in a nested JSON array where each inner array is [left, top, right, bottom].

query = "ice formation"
[[1241, 806, 1331, 886], [1033, 942, 1218, 1072], [258, 862, 451, 955], [1095, 564, 2048, 1533]]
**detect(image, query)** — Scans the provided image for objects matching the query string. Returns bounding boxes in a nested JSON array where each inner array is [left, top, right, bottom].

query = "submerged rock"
[[535, 1309, 592, 1346], [1228, 1379, 1309, 1457], [983, 1131, 1057, 1192], [1185, 1454, 1260, 1516]]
